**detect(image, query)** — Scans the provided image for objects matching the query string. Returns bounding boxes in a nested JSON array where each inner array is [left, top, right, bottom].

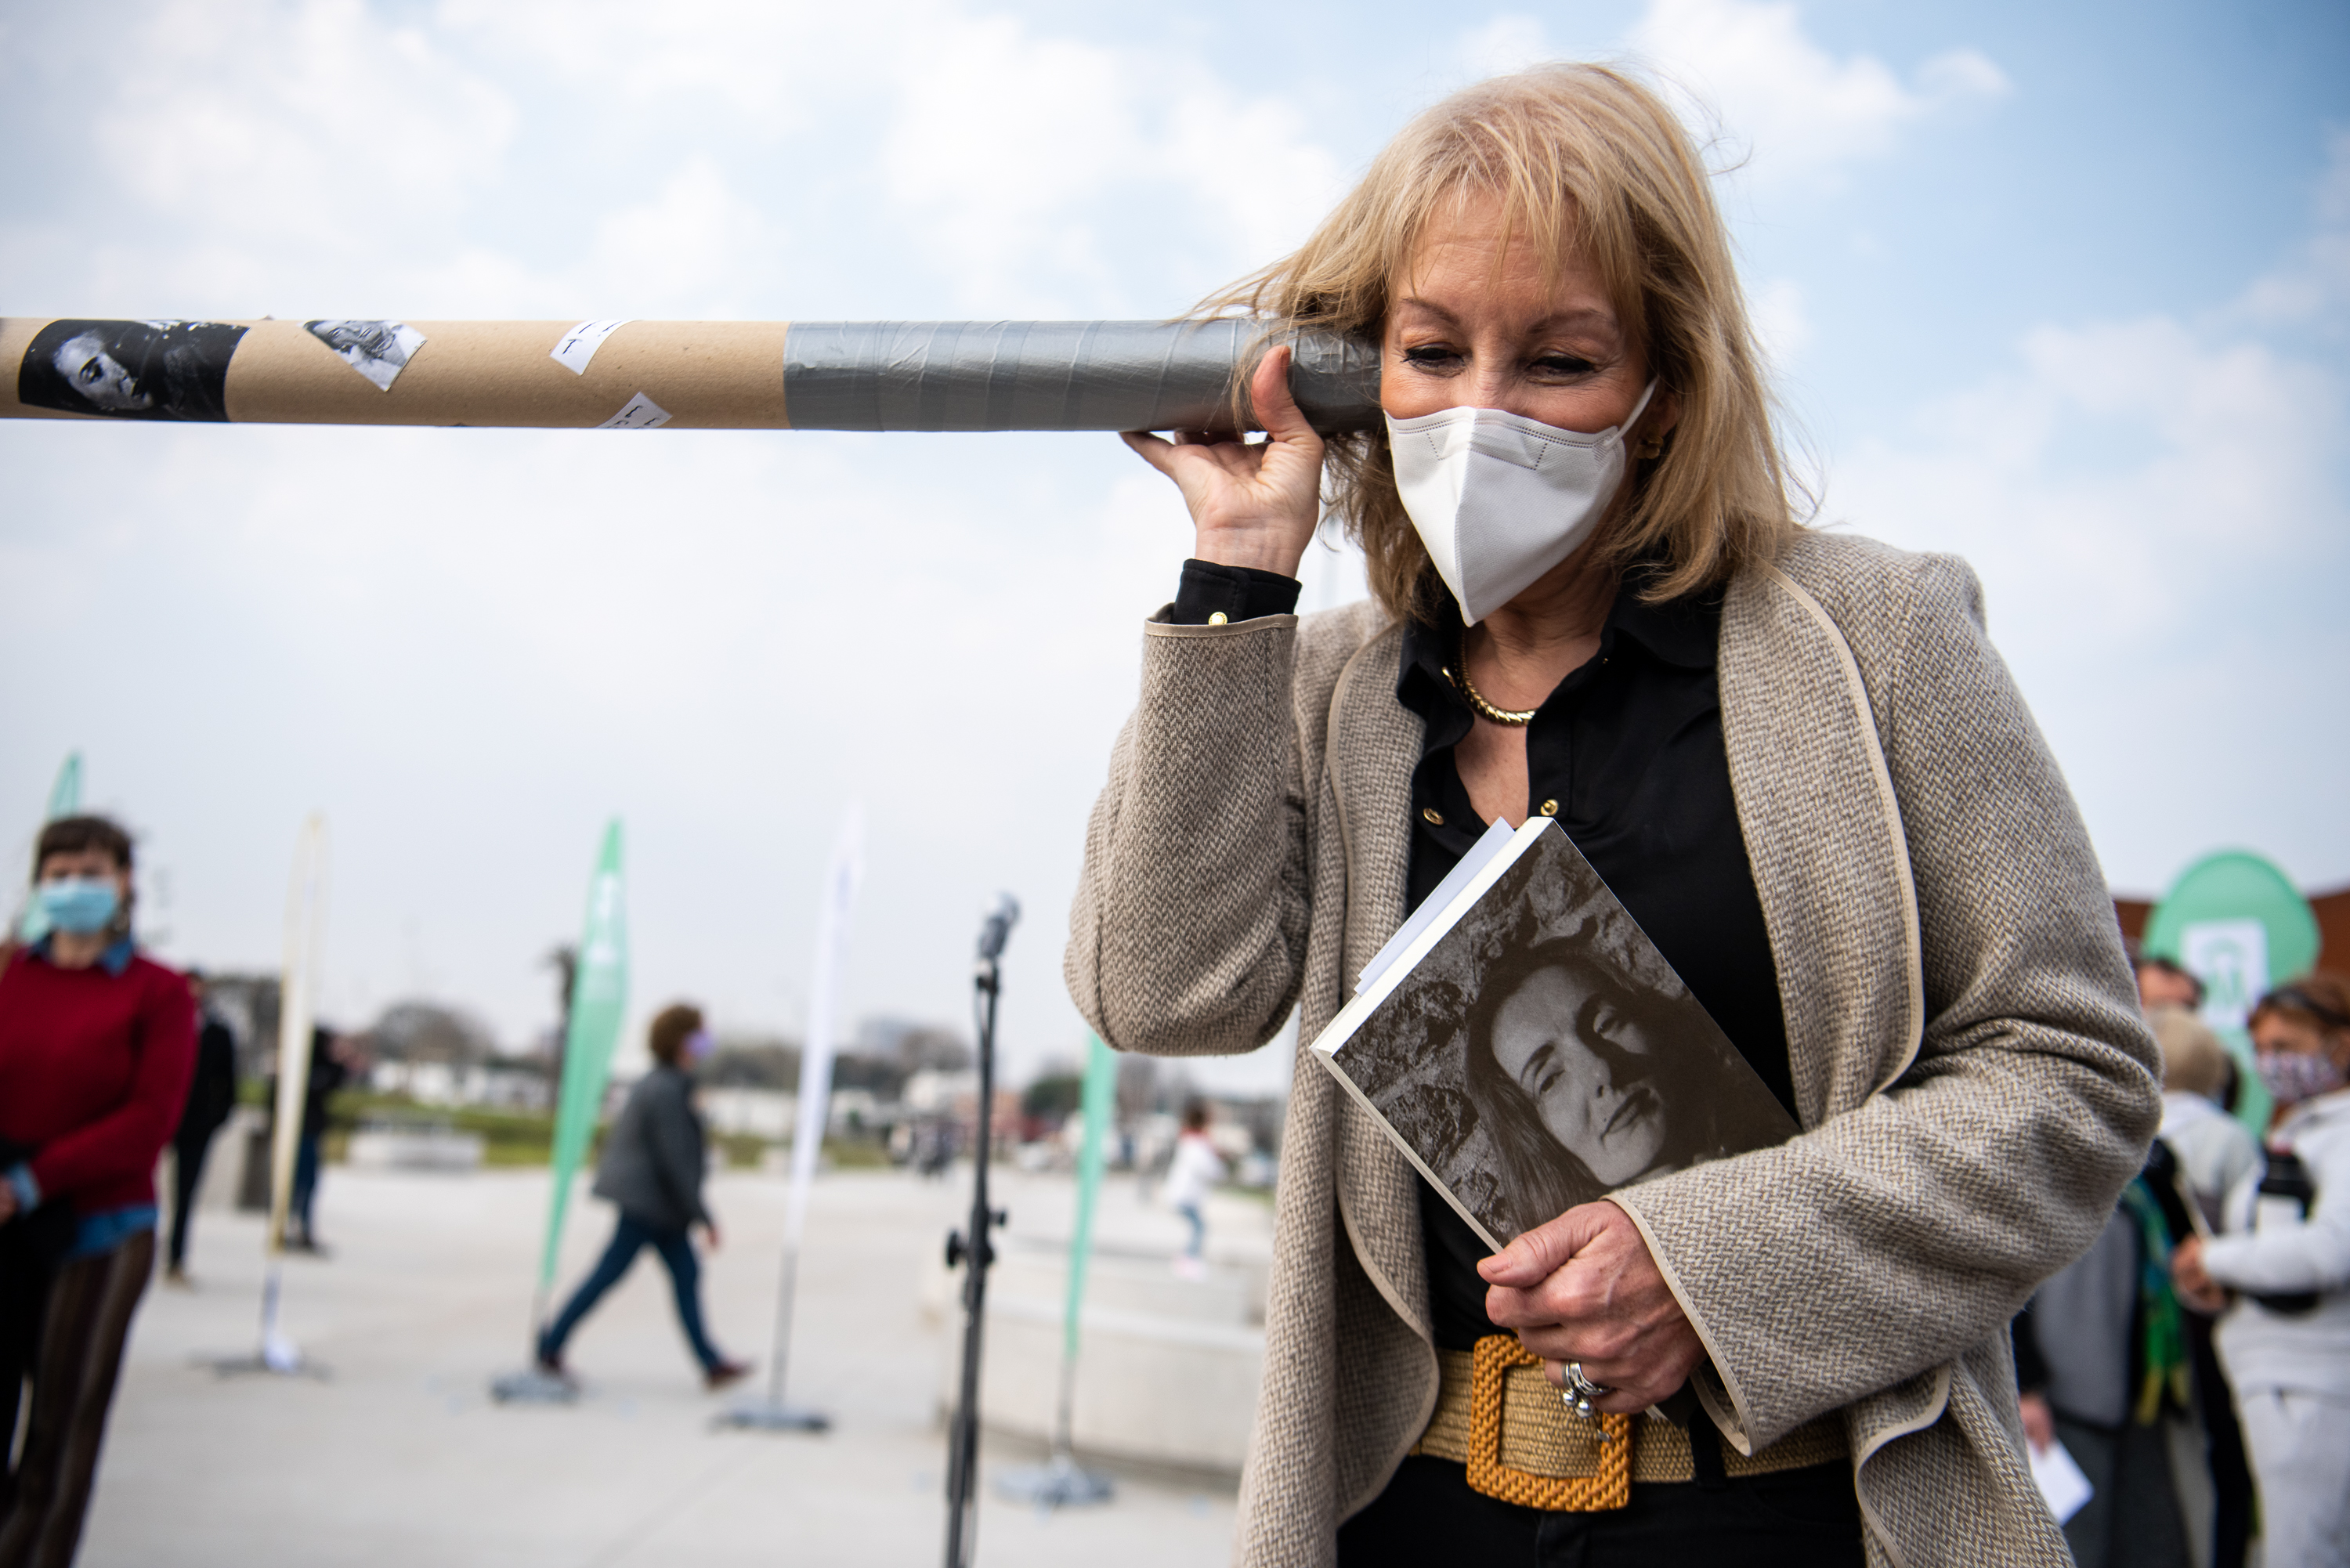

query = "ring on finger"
[[1561, 1360, 1614, 1423]]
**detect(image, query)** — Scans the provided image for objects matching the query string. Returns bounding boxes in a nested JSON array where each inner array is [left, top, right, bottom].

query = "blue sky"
[[2, 0, 2344, 1088]]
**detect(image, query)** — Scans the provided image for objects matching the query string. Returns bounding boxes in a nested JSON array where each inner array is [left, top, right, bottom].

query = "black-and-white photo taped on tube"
[[18, 319, 248, 421], [304, 319, 425, 391]]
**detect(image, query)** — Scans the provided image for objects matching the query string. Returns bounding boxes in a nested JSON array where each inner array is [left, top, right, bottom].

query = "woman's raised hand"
[[1480, 1200, 1706, 1414], [1121, 344, 1326, 580]]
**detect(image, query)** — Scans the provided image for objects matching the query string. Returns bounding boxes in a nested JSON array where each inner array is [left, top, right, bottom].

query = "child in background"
[[1165, 1100, 1226, 1281]]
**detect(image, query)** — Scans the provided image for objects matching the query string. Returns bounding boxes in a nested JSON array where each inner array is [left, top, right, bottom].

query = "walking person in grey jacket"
[[535, 1004, 750, 1389]]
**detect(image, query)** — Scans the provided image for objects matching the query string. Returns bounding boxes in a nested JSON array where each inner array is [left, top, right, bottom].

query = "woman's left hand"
[[1480, 1200, 1705, 1413]]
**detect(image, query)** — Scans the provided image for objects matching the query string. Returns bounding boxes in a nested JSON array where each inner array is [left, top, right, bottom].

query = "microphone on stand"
[[944, 894, 1019, 1568], [976, 895, 1020, 963]]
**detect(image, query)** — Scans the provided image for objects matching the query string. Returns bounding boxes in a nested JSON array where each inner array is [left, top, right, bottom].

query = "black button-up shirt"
[[1172, 561, 1792, 1351]]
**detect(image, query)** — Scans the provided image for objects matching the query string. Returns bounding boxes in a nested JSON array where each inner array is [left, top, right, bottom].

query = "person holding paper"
[[1069, 62, 2157, 1567], [2009, 1170, 2196, 1567]]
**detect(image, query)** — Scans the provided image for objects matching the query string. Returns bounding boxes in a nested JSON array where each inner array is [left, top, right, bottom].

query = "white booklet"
[[1311, 816, 1798, 1250], [2028, 1438, 2093, 1524]]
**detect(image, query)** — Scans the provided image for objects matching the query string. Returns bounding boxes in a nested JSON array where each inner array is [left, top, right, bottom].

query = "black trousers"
[[165, 1128, 219, 1270], [0, 1231, 152, 1568], [1337, 1454, 1865, 1568]]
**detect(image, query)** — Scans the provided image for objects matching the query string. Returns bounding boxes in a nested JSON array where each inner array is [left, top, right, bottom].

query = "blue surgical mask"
[[35, 878, 120, 935]]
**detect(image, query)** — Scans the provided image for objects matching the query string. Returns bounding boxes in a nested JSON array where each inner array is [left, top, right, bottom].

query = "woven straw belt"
[[1409, 1336, 1848, 1512]]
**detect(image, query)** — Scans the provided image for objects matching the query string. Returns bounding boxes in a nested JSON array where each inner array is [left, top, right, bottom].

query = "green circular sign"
[[2143, 849, 2320, 1135]]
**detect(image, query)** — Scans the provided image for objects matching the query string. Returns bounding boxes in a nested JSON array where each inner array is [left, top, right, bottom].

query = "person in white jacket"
[[1163, 1100, 1227, 1277], [2175, 975, 2350, 1568]]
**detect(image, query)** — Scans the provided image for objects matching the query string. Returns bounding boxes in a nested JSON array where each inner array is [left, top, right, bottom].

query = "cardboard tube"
[[226, 320, 794, 429], [1, 316, 1383, 432]]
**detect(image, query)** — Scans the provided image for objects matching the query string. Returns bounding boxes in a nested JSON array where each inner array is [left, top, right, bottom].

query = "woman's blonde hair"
[[1207, 63, 1802, 619]]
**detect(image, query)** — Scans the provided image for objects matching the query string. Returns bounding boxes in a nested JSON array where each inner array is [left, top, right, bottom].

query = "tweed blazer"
[[1066, 532, 2161, 1568]]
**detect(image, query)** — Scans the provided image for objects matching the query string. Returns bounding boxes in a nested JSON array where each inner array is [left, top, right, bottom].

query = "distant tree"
[[894, 1025, 972, 1073], [705, 1037, 799, 1089], [367, 1001, 497, 1065], [1022, 1072, 1084, 1124]]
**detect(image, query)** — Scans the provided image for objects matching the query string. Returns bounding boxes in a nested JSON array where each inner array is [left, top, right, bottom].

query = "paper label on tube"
[[551, 320, 630, 376], [598, 392, 671, 429]]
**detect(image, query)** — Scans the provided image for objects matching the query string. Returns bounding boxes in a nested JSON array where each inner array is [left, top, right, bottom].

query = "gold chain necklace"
[[1444, 639, 1538, 727]]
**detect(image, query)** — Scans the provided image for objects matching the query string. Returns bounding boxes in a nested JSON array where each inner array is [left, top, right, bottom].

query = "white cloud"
[[1830, 157, 2349, 890], [2235, 128, 2350, 337], [443, 0, 1345, 313], [1454, 14, 1554, 80], [1748, 276, 1812, 367], [1630, 0, 2008, 190]]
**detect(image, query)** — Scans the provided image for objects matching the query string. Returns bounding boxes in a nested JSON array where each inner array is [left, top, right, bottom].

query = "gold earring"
[[1636, 435, 1665, 461]]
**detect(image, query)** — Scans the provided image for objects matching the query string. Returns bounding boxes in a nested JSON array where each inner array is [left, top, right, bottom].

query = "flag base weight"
[[713, 1400, 830, 1433], [201, 1331, 326, 1379], [488, 1367, 580, 1404], [995, 1454, 1114, 1510]]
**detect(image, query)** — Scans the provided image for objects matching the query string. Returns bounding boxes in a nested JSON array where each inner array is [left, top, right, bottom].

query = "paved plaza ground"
[[85, 1164, 1249, 1567]]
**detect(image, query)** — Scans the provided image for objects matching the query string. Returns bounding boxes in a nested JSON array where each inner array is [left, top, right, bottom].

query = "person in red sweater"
[[0, 815, 195, 1568]]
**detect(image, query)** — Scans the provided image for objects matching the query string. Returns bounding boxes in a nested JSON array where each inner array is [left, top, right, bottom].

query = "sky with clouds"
[[2, 0, 2344, 1089]]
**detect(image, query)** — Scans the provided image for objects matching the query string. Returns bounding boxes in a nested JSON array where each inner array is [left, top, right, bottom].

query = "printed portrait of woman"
[[1462, 935, 1788, 1240], [18, 319, 247, 421]]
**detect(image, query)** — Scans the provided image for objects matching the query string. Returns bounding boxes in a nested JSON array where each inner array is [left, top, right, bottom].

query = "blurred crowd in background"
[[4, 807, 2347, 1568], [2011, 952, 2350, 1567]]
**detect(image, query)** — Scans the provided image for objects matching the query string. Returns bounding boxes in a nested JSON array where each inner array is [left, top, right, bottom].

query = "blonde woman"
[[1067, 65, 2158, 1566]]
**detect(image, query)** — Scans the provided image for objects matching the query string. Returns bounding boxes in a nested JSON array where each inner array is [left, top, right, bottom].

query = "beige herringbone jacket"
[[1065, 533, 2160, 1568]]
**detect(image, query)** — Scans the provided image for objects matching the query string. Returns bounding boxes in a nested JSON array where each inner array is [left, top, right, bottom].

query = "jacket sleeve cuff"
[[1166, 559, 1303, 625], [5, 1163, 38, 1212]]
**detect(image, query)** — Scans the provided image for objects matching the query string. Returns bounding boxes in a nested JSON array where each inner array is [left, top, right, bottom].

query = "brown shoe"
[[703, 1359, 754, 1392]]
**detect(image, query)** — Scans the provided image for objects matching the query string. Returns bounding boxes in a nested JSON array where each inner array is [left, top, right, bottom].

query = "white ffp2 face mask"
[[1386, 381, 1657, 625]]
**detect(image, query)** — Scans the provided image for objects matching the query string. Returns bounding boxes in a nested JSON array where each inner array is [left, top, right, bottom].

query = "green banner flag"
[[537, 821, 629, 1308], [45, 752, 81, 820], [1063, 1034, 1118, 1368], [18, 752, 85, 944]]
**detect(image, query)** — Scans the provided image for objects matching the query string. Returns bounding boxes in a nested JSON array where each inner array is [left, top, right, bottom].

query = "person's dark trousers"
[[0, 1241, 56, 1522], [165, 1128, 219, 1271], [1338, 1452, 1865, 1566], [2186, 1315, 2253, 1568], [0, 1231, 154, 1568], [290, 1133, 320, 1245], [537, 1212, 720, 1371], [2052, 1413, 2191, 1568]]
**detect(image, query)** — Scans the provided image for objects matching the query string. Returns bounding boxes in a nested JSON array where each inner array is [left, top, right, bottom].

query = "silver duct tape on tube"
[[0, 316, 1383, 432], [779, 320, 1383, 433]]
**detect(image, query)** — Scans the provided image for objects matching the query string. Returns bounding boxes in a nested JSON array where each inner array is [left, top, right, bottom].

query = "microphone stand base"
[[995, 1454, 1115, 1511]]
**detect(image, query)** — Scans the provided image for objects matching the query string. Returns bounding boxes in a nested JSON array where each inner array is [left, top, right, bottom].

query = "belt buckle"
[[1464, 1335, 1631, 1512]]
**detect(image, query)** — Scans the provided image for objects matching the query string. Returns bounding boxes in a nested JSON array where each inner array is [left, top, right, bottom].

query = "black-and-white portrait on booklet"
[[304, 319, 425, 390], [18, 319, 247, 421], [1330, 826, 1797, 1247]]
